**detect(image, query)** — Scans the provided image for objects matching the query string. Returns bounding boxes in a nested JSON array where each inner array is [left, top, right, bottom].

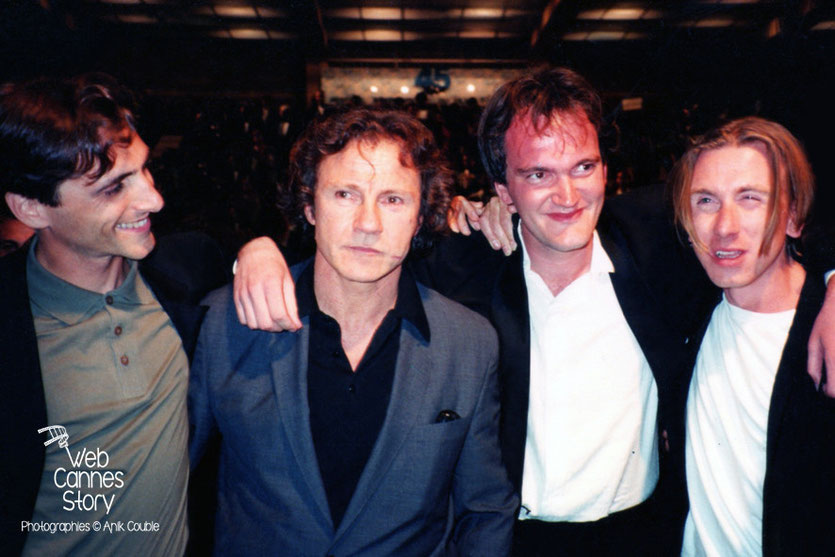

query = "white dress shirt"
[[518, 230, 659, 522]]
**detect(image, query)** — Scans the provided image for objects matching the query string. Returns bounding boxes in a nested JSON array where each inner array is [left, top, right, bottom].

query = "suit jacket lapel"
[[490, 242, 530, 491], [766, 274, 822, 468], [334, 321, 431, 540], [270, 322, 334, 530], [598, 218, 691, 389]]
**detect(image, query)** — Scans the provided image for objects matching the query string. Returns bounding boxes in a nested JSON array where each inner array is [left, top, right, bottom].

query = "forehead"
[[78, 132, 149, 187], [318, 137, 418, 186], [691, 143, 773, 193], [504, 109, 600, 165]]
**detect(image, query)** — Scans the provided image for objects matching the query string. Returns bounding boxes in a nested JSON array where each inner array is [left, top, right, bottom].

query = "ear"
[[303, 204, 316, 226], [494, 183, 513, 207], [786, 201, 802, 239], [414, 215, 423, 238], [4, 192, 50, 230]]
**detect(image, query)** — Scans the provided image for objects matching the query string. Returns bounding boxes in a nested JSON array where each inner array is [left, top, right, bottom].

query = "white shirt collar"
[[518, 224, 615, 284]]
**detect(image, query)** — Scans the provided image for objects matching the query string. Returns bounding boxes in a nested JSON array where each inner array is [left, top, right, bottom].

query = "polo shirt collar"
[[26, 238, 149, 326]]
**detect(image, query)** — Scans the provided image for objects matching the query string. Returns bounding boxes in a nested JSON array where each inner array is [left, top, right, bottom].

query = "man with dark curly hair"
[[189, 107, 517, 555]]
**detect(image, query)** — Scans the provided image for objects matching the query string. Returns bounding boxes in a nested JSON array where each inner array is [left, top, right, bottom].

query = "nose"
[[134, 168, 164, 214], [354, 200, 382, 234], [550, 175, 580, 207], [714, 204, 739, 237]]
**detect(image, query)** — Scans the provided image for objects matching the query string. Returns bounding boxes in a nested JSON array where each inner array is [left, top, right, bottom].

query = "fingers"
[[478, 197, 517, 255], [809, 279, 835, 397], [279, 272, 302, 331], [447, 196, 484, 235], [808, 334, 824, 391], [233, 236, 300, 332]]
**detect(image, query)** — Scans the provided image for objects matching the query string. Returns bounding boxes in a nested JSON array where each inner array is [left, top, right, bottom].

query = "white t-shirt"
[[683, 296, 795, 556]]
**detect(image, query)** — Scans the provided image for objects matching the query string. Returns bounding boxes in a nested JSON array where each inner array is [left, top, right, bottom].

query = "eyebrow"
[[91, 154, 150, 194], [690, 185, 769, 195]]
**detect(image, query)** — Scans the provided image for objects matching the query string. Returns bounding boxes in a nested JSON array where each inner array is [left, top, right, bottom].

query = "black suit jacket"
[[410, 186, 717, 552], [0, 233, 228, 555], [685, 274, 835, 557]]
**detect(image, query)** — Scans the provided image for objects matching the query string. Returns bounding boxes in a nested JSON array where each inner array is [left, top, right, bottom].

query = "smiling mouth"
[[714, 250, 743, 259], [547, 208, 583, 222], [116, 218, 149, 230]]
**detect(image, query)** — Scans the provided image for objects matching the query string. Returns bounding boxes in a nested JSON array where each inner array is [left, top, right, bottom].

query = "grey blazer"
[[188, 265, 517, 556]]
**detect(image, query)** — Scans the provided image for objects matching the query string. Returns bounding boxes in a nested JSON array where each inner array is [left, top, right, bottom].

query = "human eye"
[[334, 190, 353, 200], [740, 192, 765, 204], [572, 162, 596, 177], [691, 193, 717, 211], [384, 194, 405, 205], [103, 182, 125, 197], [526, 171, 546, 183]]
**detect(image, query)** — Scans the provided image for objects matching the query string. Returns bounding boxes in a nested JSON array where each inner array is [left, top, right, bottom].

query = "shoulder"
[[408, 231, 507, 311], [0, 243, 30, 301], [141, 232, 231, 304], [417, 282, 498, 352]]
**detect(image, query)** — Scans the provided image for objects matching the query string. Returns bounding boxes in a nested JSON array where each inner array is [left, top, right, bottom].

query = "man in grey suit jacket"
[[189, 107, 517, 556]]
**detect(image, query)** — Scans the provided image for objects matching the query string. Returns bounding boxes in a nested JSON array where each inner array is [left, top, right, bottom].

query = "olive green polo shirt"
[[22, 241, 189, 556]]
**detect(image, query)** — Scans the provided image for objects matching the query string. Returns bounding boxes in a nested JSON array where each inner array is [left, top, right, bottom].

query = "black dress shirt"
[[297, 262, 430, 529]]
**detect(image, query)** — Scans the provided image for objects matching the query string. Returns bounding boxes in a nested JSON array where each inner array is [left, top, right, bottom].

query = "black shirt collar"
[[296, 258, 430, 341]]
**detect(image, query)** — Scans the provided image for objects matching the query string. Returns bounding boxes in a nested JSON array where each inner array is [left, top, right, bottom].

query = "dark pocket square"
[[434, 410, 460, 423]]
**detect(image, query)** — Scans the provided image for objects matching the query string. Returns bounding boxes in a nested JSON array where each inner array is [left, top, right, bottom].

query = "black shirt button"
[[105, 295, 114, 305], [348, 384, 356, 394]]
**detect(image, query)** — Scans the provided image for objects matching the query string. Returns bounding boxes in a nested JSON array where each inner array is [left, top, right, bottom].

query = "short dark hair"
[[478, 66, 603, 186], [283, 106, 453, 253], [0, 73, 137, 206]]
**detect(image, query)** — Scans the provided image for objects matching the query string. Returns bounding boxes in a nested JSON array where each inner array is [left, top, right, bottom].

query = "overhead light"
[[363, 29, 401, 41], [229, 28, 268, 39], [117, 14, 156, 24], [812, 21, 835, 31], [587, 31, 628, 40], [400, 86, 410, 94], [214, 6, 258, 18], [456, 30, 496, 39], [361, 7, 402, 20], [578, 7, 661, 20], [466, 83, 476, 93], [462, 8, 503, 18], [563, 30, 646, 41], [370, 85, 379, 93], [691, 17, 735, 27]]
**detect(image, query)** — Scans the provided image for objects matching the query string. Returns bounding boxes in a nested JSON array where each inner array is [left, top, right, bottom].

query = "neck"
[[523, 227, 594, 297], [313, 254, 401, 369], [725, 254, 806, 313], [34, 237, 128, 293]]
